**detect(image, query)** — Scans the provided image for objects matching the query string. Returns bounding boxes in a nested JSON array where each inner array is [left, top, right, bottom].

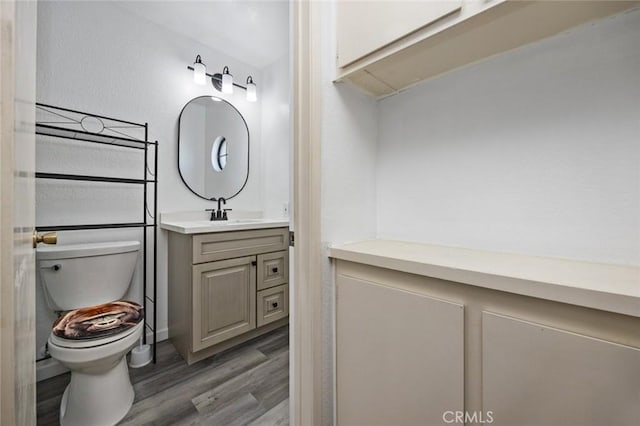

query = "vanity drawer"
[[257, 284, 289, 327], [193, 227, 289, 264], [257, 250, 289, 290]]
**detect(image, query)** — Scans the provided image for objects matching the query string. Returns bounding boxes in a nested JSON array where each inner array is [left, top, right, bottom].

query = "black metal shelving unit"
[[35, 103, 158, 362]]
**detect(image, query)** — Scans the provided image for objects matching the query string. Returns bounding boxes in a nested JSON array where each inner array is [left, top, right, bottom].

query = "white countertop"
[[160, 211, 289, 234], [329, 240, 640, 317]]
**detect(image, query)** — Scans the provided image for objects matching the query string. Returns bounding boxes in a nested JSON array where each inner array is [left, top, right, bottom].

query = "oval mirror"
[[178, 96, 249, 200]]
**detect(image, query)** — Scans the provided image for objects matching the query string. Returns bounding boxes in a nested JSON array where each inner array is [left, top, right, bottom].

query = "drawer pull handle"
[[272, 302, 278, 308], [272, 267, 278, 273]]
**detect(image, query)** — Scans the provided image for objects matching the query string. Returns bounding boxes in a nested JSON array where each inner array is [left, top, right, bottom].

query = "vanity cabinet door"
[[257, 250, 288, 291], [192, 256, 256, 351]]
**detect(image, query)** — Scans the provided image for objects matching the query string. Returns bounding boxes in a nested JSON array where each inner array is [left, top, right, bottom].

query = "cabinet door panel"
[[336, 0, 462, 67], [336, 275, 464, 426], [482, 312, 640, 426], [257, 284, 289, 327], [257, 250, 288, 290], [192, 257, 256, 351]]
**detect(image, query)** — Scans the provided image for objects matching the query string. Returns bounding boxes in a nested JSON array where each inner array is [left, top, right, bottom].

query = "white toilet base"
[[59, 356, 134, 426]]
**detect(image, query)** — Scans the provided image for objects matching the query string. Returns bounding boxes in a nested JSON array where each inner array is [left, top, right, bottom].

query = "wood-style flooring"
[[37, 326, 289, 425]]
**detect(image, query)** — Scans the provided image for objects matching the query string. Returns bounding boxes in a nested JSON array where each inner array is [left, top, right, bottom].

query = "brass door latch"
[[33, 230, 57, 248]]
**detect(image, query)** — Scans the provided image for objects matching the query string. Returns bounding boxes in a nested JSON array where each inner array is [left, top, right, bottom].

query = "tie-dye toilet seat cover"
[[52, 300, 144, 340]]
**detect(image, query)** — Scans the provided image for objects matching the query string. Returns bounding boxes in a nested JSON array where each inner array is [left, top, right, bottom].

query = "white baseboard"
[[147, 327, 168, 343], [36, 327, 169, 382], [36, 358, 68, 382]]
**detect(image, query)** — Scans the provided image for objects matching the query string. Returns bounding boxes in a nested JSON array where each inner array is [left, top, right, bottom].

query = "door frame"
[[1, 0, 19, 422], [291, 0, 324, 424], [1, 0, 325, 423], [1, 0, 37, 422]]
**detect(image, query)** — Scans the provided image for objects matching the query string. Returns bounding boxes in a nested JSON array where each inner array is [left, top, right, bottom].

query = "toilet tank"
[[37, 241, 140, 311]]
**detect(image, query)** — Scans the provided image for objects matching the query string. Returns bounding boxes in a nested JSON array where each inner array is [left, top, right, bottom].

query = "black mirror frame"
[[177, 95, 250, 201]]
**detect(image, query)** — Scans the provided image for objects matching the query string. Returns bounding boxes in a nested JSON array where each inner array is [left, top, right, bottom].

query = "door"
[[0, 0, 37, 423], [192, 256, 257, 351], [291, 0, 323, 424]]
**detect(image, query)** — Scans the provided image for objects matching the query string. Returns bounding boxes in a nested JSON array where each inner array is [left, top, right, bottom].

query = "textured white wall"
[[35, 1, 289, 361], [377, 9, 640, 265], [261, 54, 291, 219], [319, 2, 378, 424]]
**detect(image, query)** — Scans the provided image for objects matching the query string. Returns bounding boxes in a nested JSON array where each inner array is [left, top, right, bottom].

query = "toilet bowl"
[[49, 321, 143, 426], [37, 241, 143, 426]]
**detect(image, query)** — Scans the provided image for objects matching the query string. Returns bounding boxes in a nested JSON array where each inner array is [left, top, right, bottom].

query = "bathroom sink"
[[224, 219, 265, 224], [159, 217, 289, 234], [182, 219, 266, 226]]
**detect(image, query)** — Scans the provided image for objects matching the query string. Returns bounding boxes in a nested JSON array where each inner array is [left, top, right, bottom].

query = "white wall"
[[319, 2, 378, 423], [260, 54, 291, 219], [376, 8, 640, 265], [35, 0, 289, 363]]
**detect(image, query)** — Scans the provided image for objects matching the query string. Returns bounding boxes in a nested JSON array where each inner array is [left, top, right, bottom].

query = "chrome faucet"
[[206, 197, 232, 221]]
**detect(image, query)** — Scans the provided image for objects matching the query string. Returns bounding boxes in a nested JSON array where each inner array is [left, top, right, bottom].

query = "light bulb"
[[246, 76, 257, 102], [222, 66, 233, 94], [193, 55, 206, 85]]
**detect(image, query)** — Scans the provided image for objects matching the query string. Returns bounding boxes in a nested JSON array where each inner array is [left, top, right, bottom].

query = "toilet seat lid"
[[49, 320, 143, 349], [52, 300, 143, 341]]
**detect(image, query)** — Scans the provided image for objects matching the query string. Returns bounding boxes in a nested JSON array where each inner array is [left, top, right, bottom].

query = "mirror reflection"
[[178, 96, 249, 200]]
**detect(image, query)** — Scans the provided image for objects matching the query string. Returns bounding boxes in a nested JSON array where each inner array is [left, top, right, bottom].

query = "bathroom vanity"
[[162, 217, 290, 364], [330, 240, 640, 426]]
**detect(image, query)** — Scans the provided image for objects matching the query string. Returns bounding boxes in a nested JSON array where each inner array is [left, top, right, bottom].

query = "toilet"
[[37, 240, 144, 426]]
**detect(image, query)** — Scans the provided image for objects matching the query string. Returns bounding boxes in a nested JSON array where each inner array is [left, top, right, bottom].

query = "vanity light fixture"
[[246, 76, 257, 102], [187, 55, 258, 101], [221, 66, 233, 94], [192, 55, 207, 85]]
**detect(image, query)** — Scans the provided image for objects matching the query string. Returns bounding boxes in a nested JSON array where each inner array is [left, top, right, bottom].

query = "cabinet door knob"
[[272, 302, 278, 308], [251, 260, 257, 266], [272, 267, 278, 273]]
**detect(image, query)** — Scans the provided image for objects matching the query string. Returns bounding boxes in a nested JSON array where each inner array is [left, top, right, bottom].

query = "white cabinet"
[[331, 255, 640, 426], [336, 275, 464, 426], [168, 227, 290, 364], [482, 312, 640, 426], [336, 0, 462, 68], [336, 1, 638, 97]]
